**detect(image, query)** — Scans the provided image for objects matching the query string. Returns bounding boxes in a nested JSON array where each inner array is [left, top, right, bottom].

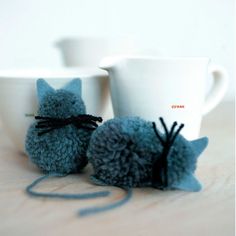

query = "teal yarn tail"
[[26, 173, 110, 199], [78, 188, 132, 217]]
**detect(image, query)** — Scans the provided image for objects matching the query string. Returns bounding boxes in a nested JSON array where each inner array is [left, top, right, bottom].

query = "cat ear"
[[62, 78, 82, 95], [191, 137, 209, 158], [172, 173, 202, 192], [37, 79, 55, 103]]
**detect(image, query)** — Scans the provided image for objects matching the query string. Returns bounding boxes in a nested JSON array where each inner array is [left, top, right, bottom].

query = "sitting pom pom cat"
[[87, 117, 208, 192], [25, 78, 109, 200], [25, 78, 102, 174]]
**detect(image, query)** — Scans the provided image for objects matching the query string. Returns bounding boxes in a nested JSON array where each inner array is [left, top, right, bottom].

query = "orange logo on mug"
[[171, 105, 185, 109]]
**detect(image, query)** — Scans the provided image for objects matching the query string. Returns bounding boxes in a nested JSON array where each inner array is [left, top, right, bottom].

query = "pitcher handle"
[[202, 65, 228, 115]]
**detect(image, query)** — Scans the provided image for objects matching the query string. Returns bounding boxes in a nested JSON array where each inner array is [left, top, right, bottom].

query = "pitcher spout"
[[55, 38, 65, 47], [99, 56, 125, 71]]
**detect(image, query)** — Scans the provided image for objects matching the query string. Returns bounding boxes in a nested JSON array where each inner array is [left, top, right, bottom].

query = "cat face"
[[151, 119, 208, 191], [164, 135, 208, 191], [36, 79, 86, 118]]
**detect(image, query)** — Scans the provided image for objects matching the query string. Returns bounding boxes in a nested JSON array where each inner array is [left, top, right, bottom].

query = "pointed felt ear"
[[172, 174, 202, 192], [37, 79, 55, 103], [62, 78, 82, 95], [191, 137, 209, 157]]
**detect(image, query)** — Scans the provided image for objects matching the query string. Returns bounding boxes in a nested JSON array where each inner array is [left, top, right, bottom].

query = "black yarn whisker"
[[168, 121, 178, 143], [162, 123, 184, 187], [82, 119, 100, 124], [35, 116, 62, 121], [36, 121, 67, 128], [36, 115, 102, 123], [152, 122, 165, 146], [36, 120, 65, 125], [159, 117, 169, 140], [74, 121, 99, 128], [35, 114, 103, 136], [37, 122, 97, 135], [76, 114, 103, 123], [75, 124, 98, 131], [36, 120, 71, 128], [152, 118, 185, 188], [74, 120, 99, 127], [169, 124, 184, 147], [36, 123, 65, 128]]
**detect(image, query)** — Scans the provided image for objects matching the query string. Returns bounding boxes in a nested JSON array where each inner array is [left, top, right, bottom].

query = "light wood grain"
[[0, 102, 234, 236]]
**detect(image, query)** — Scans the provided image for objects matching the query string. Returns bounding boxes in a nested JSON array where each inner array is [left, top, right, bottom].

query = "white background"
[[0, 0, 234, 100]]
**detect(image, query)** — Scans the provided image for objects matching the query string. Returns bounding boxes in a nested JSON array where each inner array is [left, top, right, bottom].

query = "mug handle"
[[202, 65, 228, 115]]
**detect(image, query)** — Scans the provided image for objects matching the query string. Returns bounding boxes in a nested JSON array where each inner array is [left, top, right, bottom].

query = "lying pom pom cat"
[[87, 117, 208, 192]]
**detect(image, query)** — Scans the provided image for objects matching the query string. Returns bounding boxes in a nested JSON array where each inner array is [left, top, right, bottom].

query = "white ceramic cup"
[[100, 56, 228, 140], [55, 36, 142, 68], [55, 37, 110, 67], [0, 68, 109, 153]]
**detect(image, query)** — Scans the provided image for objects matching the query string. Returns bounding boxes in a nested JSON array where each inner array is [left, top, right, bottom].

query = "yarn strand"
[[78, 188, 132, 217], [26, 173, 110, 199]]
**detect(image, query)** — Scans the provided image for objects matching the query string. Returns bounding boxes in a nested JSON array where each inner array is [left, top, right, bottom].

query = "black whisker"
[[159, 117, 169, 141], [152, 117, 185, 189], [169, 123, 184, 147], [76, 124, 98, 130], [168, 121, 178, 142], [36, 122, 64, 128], [152, 122, 165, 146], [35, 116, 61, 121], [35, 114, 103, 136], [74, 114, 103, 123]]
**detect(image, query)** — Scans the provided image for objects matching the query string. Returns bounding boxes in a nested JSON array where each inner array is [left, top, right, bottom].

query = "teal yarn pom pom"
[[25, 78, 109, 202], [25, 79, 90, 174], [87, 117, 208, 192], [88, 117, 162, 187]]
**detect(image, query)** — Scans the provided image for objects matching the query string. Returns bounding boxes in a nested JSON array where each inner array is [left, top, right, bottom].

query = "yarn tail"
[[78, 188, 132, 217], [26, 173, 110, 199]]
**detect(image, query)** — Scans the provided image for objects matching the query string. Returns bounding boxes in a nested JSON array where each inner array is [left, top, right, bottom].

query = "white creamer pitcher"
[[99, 56, 228, 139]]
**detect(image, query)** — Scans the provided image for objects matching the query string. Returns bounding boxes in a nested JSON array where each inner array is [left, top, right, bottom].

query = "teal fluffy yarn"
[[87, 117, 208, 191], [25, 78, 109, 202], [81, 116, 209, 216], [26, 79, 90, 174], [88, 117, 162, 187]]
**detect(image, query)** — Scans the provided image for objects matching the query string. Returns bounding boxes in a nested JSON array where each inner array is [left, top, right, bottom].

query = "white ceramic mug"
[[100, 56, 228, 140], [55, 36, 143, 67], [55, 37, 110, 67], [0, 68, 109, 153]]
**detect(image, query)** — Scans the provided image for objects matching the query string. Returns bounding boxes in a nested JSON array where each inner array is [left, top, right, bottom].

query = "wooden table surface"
[[0, 102, 234, 236]]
